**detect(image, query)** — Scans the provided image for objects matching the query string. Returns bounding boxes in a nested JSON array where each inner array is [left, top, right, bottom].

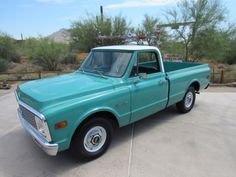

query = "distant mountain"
[[47, 28, 72, 43]]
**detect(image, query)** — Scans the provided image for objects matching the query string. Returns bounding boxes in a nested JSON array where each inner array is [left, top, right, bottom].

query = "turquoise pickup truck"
[[15, 45, 210, 160]]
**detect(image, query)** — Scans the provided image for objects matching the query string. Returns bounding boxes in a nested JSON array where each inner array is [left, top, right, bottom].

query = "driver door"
[[129, 51, 168, 123]]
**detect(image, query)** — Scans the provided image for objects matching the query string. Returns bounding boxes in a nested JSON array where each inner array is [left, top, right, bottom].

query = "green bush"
[[0, 32, 20, 63], [223, 55, 236, 65], [0, 58, 9, 72], [71, 15, 128, 52], [25, 38, 69, 71], [62, 53, 78, 64], [223, 39, 236, 64]]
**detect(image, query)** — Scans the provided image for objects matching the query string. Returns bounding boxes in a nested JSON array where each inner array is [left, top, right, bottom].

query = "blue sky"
[[0, 0, 236, 39]]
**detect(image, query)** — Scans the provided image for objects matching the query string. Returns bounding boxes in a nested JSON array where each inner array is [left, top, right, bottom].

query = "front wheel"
[[176, 87, 196, 113], [71, 117, 113, 161]]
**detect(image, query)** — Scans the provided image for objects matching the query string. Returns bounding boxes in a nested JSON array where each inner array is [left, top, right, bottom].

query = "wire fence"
[[211, 68, 236, 83], [0, 71, 72, 82], [0, 69, 235, 84]]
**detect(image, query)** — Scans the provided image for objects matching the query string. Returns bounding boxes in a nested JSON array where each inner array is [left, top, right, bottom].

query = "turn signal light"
[[55, 121, 67, 129]]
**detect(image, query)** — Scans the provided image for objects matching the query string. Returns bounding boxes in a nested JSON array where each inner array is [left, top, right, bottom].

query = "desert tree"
[[165, 0, 226, 60], [71, 15, 128, 52], [142, 14, 158, 35]]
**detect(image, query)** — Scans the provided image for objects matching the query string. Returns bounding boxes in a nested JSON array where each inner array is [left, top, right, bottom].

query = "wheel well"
[[190, 81, 200, 91], [85, 111, 119, 129], [71, 111, 119, 143]]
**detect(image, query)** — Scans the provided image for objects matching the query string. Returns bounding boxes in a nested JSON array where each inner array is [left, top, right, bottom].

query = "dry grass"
[[0, 55, 81, 81]]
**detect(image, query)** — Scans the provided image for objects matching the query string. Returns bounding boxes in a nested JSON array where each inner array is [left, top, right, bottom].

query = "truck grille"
[[19, 105, 37, 129]]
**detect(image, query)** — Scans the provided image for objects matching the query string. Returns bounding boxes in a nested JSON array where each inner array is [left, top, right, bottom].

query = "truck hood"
[[17, 72, 114, 111]]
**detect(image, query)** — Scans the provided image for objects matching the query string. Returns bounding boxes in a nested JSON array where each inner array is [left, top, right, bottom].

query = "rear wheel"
[[176, 87, 196, 113], [71, 117, 113, 161]]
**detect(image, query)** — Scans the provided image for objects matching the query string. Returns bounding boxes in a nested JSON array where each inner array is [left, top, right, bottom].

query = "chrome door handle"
[[133, 79, 140, 84], [159, 80, 166, 85]]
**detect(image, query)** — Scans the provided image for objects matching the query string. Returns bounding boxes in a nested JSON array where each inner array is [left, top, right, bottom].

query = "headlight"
[[35, 116, 51, 142], [35, 116, 45, 134]]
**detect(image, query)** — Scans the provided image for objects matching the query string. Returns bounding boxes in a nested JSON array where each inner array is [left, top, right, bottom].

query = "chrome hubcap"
[[185, 92, 193, 108], [83, 126, 107, 152]]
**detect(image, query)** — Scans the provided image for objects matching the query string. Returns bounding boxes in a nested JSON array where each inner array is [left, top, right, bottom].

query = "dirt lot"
[[0, 88, 236, 177]]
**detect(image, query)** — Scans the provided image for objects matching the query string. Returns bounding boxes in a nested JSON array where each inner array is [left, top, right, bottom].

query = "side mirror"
[[139, 73, 148, 80]]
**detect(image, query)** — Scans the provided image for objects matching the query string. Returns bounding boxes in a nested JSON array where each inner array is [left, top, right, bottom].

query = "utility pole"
[[21, 33, 24, 40], [100, 5, 103, 23]]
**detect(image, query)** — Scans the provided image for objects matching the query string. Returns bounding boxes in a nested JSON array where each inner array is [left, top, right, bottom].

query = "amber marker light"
[[55, 121, 67, 129]]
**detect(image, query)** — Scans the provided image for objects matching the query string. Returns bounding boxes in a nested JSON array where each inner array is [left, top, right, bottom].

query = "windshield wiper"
[[81, 68, 107, 79], [93, 70, 106, 79]]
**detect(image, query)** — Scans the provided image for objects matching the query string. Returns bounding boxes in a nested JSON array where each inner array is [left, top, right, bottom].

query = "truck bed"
[[140, 61, 204, 73], [163, 61, 202, 72], [163, 61, 210, 107]]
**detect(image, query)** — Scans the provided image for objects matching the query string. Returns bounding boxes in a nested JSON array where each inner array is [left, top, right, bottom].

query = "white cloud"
[[105, 0, 179, 9], [36, 0, 74, 4]]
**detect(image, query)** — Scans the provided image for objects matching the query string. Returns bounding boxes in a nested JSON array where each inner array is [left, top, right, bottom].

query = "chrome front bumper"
[[17, 109, 58, 156]]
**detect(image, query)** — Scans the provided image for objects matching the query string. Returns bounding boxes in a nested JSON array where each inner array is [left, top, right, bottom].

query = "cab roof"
[[93, 45, 159, 51]]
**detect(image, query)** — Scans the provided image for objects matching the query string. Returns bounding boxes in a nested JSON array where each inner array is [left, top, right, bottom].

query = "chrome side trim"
[[17, 109, 58, 156], [15, 91, 45, 120]]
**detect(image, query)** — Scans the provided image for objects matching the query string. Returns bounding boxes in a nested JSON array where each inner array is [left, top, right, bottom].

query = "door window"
[[130, 51, 160, 77]]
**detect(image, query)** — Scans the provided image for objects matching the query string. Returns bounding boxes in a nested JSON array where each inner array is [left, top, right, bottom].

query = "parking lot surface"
[[0, 91, 236, 177]]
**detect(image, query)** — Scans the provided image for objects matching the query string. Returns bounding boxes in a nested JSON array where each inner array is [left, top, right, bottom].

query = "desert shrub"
[[0, 32, 21, 63], [0, 58, 9, 72], [26, 38, 69, 71], [9, 52, 21, 63], [62, 53, 77, 64], [222, 39, 236, 64]]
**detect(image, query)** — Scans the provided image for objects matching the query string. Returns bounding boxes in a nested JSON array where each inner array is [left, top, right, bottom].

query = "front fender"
[[44, 83, 131, 151], [68, 107, 121, 146]]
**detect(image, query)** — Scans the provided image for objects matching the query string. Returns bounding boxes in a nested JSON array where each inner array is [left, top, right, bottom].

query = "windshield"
[[79, 50, 133, 77]]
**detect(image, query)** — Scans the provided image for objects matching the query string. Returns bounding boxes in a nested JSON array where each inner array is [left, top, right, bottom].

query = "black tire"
[[176, 87, 196, 113], [71, 117, 113, 161]]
